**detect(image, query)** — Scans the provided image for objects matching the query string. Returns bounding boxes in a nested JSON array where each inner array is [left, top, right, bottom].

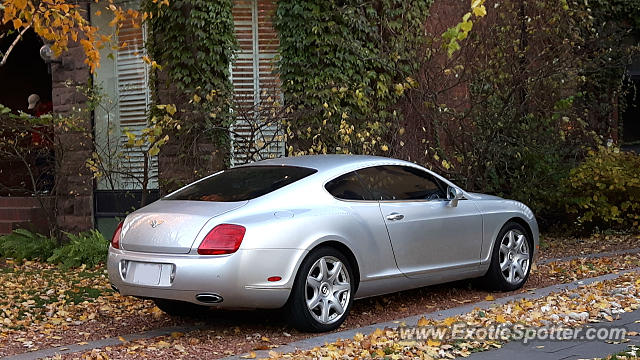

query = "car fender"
[[474, 200, 539, 265]]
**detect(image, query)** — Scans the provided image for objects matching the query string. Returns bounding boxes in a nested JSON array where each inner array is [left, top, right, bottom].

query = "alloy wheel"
[[498, 229, 530, 285], [305, 256, 351, 325]]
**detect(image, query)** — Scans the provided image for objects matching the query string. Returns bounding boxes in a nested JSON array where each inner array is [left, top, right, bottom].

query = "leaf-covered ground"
[[539, 233, 640, 260], [0, 261, 183, 357], [0, 234, 638, 358]]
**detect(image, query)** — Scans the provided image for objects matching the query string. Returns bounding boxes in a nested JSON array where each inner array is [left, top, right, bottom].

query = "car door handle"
[[386, 213, 404, 221]]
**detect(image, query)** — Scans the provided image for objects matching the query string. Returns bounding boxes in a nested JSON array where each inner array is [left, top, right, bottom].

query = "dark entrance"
[[0, 27, 52, 112], [0, 27, 54, 195]]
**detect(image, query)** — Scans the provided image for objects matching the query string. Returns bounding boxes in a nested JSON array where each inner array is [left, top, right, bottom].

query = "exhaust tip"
[[195, 293, 223, 304]]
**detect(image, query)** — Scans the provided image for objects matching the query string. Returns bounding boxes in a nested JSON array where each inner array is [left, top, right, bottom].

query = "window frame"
[[323, 171, 373, 201], [324, 165, 452, 203], [164, 165, 318, 202]]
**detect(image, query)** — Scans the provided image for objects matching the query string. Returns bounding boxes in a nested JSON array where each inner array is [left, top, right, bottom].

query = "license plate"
[[128, 262, 162, 285]]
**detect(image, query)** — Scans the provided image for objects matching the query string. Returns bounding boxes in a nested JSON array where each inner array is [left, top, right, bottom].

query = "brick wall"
[[51, 0, 94, 232]]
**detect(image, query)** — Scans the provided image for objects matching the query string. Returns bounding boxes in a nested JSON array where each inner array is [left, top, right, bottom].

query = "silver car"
[[108, 155, 538, 332]]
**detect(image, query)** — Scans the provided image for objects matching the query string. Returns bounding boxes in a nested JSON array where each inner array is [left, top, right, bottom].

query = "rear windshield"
[[164, 165, 317, 202]]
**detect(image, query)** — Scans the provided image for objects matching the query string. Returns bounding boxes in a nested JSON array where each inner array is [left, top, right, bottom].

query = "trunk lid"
[[120, 200, 248, 254]]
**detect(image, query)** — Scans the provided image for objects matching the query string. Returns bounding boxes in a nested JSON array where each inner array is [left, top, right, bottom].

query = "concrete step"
[[0, 207, 45, 221], [0, 196, 54, 208]]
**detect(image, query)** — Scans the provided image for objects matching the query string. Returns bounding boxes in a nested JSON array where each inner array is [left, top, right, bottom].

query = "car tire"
[[482, 221, 533, 291], [153, 298, 208, 317], [286, 247, 355, 332]]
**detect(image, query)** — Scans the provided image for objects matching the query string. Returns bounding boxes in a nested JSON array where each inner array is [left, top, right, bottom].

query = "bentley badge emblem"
[[149, 219, 164, 228]]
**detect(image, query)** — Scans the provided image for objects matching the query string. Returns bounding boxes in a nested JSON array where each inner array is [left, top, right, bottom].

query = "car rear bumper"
[[107, 246, 307, 309]]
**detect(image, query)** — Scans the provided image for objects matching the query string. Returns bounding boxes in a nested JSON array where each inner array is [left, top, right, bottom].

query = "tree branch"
[[0, 23, 32, 67]]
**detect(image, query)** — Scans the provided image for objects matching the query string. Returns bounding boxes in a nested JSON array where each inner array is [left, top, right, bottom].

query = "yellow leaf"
[[427, 339, 441, 347], [495, 314, 506, 323], [242, 352, 257, 359], [12, 18, 22, 29], [14, 0, 27, 10], [443, 317, 456, 326], [485, 295, 495, 301], [460, 20, 473, 33], [417, 316, 429, 326], [473, 5, 487, 17]]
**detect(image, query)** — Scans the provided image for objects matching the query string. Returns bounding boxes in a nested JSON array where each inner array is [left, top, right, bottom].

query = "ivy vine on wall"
[[274, 0, 433, 156], [142, 0, 237, 189], [143, 0, 235, 95]]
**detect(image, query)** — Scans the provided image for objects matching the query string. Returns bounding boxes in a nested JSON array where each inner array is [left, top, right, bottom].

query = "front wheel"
[[286, 247, 355, 332], [482, 222, 532, 291]]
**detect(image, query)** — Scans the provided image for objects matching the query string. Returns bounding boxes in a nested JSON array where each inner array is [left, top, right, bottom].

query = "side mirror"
[[447, 186, 464, 207]]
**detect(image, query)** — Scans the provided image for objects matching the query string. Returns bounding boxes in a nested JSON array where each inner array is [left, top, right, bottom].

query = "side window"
[[325, 172, 371, 201], [356, 166, 446, 201]]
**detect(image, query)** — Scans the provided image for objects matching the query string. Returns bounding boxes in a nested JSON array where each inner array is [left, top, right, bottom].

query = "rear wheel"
[[483, 222, 532, 291], [153, 298, 208, 317], [287, 247, 354, 332]]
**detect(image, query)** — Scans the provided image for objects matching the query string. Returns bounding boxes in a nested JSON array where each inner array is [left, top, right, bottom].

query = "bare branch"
[[0, 23, 32, 67]]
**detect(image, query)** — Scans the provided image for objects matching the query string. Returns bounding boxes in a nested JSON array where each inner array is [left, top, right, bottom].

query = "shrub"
[[48, 230, 109, 269], [0, 229, 57, 261], [566, 147, 640, 233]]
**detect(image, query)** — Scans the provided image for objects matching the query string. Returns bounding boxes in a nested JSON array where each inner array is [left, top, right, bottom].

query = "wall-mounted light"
[[39, 44, 62, 64]]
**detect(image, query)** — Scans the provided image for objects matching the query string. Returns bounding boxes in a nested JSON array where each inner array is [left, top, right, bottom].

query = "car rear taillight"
[[197, 224, 246, 255], [111, 221, 123, 249]]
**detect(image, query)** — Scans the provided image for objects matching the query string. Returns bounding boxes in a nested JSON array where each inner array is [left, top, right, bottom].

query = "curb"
[[537, 247, 640, 265]]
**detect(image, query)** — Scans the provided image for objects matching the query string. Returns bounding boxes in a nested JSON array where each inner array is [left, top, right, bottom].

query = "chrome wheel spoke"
[[500, 258, 510, 272], [507, 264, 515, 283], [328, 296, 344, 315], [328, 261, 342, 283], [507, 231, 516, 249], [318, 258, 328, 281], [307, 294, 321, 310], [333, 282, 350, 295], [515, 234, 525, 250], [513, 261, 525, 279], [320, 298, 330, 323], [307, 276, 321, 291]]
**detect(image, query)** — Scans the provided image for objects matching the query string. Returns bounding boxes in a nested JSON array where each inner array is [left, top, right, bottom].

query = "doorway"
[[0, 27, 54, 195]]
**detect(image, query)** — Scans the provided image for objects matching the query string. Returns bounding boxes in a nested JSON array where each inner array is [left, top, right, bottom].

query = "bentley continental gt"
[[107, 155, 538, 332]]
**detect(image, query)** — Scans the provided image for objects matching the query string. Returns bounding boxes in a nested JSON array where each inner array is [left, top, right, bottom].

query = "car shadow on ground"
[[173, 278, 486, 334]]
